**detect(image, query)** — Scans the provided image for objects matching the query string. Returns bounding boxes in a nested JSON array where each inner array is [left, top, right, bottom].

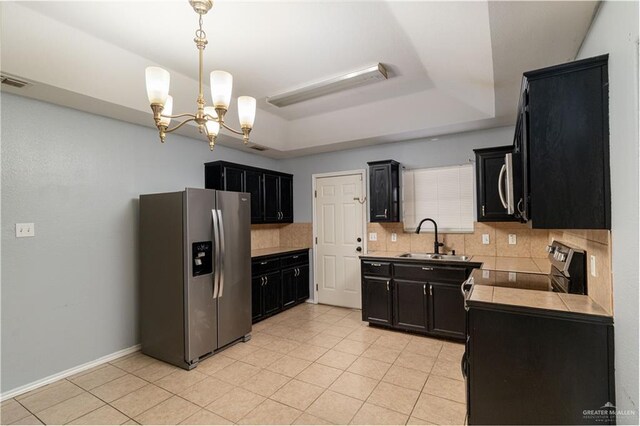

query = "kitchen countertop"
[[251, 246, 309, 258], [361, 251, 551, 274], [468, 285, 610, 317]]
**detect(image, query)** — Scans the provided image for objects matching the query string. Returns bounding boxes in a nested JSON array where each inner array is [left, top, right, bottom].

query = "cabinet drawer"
[[281, 251, 309, 268], [362, 261, 392, 277], [252, 257, 281, 275], [394, 263, 467, 283]]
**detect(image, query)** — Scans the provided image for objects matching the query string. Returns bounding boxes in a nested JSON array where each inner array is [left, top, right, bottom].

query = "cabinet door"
[[281, 267, 297, 309], [475, 147, 517, 222], [263, 271, 282, 316], [223, 166, 245, 192], [369, 165, 391, 222], [428, 282, 465, 339], [362, 276, 392, 326], [245, 170, 263, 223], [251, 276, 263, 322], [528, 66, 609, 229], [393, 279, 428, 332], [263, 174, 280, 222], [279, 175, 293, 222], [296, 265, 310, 302]]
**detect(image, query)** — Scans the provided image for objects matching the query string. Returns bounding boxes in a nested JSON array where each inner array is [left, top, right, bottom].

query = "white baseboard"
[[1, 344, 141, 402]]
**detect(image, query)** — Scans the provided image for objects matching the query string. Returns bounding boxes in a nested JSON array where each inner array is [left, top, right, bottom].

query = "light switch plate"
[[482, 234, 490, 245], [508, 234, 517, 245], [369, 232, 377, 242], [391, 233, 397, 242], [16, 223, 35, 238], [590, 255, 597, 277]]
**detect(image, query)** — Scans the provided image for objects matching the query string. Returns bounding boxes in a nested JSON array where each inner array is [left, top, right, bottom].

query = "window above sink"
[[403, 164, 475, 233]]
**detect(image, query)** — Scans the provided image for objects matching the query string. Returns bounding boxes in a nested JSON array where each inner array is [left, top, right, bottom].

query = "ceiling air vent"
[[1, 75, 30, 88], [249, 145, 267, 152]]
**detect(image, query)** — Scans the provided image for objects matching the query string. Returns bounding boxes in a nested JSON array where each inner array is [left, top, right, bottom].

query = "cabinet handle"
[[482, 205, 485, 217], [261, 261, 268, 265], [384, 208, 388, 218], [423, 284, 426, 295], [292, 256, 299, 259], [260, 276, 265, 286], [371, 263, 382, 267], [265, 276, 268, 285], [386, 280, 390, 291], [429, 284, 433, 296], [422, 267, 434, 271]]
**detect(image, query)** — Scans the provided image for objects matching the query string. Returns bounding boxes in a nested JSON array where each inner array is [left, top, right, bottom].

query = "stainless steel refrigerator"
[[139, 188, 251, 370]]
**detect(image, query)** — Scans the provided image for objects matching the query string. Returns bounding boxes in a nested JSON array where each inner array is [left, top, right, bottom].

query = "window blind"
[[403, 164, 475, 233]]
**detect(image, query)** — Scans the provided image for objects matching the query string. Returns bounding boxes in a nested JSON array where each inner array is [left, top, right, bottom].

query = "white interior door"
[[315, 173, 365, 308]]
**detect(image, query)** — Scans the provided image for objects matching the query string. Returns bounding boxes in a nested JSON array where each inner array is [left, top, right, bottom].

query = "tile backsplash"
[[367, 221, 551, 258], [548, 229, 612, 315], [251, 223, 313, 250]]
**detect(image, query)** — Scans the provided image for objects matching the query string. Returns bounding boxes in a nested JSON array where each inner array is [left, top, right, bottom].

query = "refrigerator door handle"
[[216, 209, 226, 298], [211, 209, 220, 299]]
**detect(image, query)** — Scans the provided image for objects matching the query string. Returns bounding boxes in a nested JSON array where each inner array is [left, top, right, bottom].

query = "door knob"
[[357, 237, 362, 242], [356, 247, 362, 252]]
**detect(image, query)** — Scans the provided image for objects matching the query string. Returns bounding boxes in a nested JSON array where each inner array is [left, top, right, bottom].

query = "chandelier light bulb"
[[238, 96, 257, 128], [210, 70, 233, 109], [145, 67, 170, 105], [159, 96, 173, 126], [205, 119, 220, 137]]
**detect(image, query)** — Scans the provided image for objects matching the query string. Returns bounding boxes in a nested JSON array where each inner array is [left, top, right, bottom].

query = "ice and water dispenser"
[[192, 241, 213, 276]]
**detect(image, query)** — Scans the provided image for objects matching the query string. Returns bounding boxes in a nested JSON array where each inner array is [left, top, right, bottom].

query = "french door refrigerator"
[[139, 188, 251, 370]]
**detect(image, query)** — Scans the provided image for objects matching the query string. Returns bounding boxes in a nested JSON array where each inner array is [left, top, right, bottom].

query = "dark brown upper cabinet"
[[368, 160, 401, 222], [474, 146, 520, 222], [517, 55, 610, 229], [205, 161, 293, 224]]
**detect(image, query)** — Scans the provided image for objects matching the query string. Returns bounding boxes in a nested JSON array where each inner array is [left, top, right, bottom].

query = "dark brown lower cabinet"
[[296, 265, 310, 302], [252, 249, 310, 323], [428, 282, 465, 339], [466, 304, 615, 425], [281, 267, 297, 309], [393, 279, 428, 332], [362, 276, 392, 326], [262, 271, 281, 316], [361, 258, 478, 340]]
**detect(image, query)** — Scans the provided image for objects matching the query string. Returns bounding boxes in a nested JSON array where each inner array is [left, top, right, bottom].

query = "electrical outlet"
[[16, 223, 35, 238], [482, 270, 490, 279], [482, 234, 490, 245], [391, 233, 397, 242], [508, 234, 517, 245], [369, 232, 377, 242], [590, 255, 597, 277], [508, 272, 516, 282]]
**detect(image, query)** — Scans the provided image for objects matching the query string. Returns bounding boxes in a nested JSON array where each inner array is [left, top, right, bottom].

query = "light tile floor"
[[1, 303, 466, 425]]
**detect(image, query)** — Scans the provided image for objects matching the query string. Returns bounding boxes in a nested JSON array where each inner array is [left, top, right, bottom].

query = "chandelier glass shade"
[[145, 0, 256, 150]]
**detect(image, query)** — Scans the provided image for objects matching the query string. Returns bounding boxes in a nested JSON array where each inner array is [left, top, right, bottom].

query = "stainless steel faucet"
[[415, 218, 444, 254]]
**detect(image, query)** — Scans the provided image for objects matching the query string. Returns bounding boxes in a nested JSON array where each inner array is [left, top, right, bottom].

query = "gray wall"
[[282, 126, 515, 222], [0, 93, 281, 393], [577, 1, 639, 422]]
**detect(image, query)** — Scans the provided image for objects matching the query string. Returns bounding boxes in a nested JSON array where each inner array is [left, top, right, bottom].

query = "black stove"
[[465, 240, 587, 295]]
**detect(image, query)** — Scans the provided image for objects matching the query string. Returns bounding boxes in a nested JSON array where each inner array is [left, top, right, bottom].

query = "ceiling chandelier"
[[145, 0, 256, 150]]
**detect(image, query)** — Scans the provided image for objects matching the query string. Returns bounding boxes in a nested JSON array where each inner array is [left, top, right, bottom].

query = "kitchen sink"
[[398, 253, 470, 262]]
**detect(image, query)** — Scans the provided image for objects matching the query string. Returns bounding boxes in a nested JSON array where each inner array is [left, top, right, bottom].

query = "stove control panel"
[[548, 240, 587, 294]]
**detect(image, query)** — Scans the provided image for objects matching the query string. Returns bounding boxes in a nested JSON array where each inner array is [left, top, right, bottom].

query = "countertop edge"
[[466, 298, 614, 322], [251, 247, 310, 259]]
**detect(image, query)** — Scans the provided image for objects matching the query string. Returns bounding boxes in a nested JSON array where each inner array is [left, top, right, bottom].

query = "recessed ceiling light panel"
[[267, 63, 388, 108]]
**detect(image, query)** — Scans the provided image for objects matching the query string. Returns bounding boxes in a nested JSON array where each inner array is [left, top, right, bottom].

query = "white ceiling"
[[1, 1, 599, 158]]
